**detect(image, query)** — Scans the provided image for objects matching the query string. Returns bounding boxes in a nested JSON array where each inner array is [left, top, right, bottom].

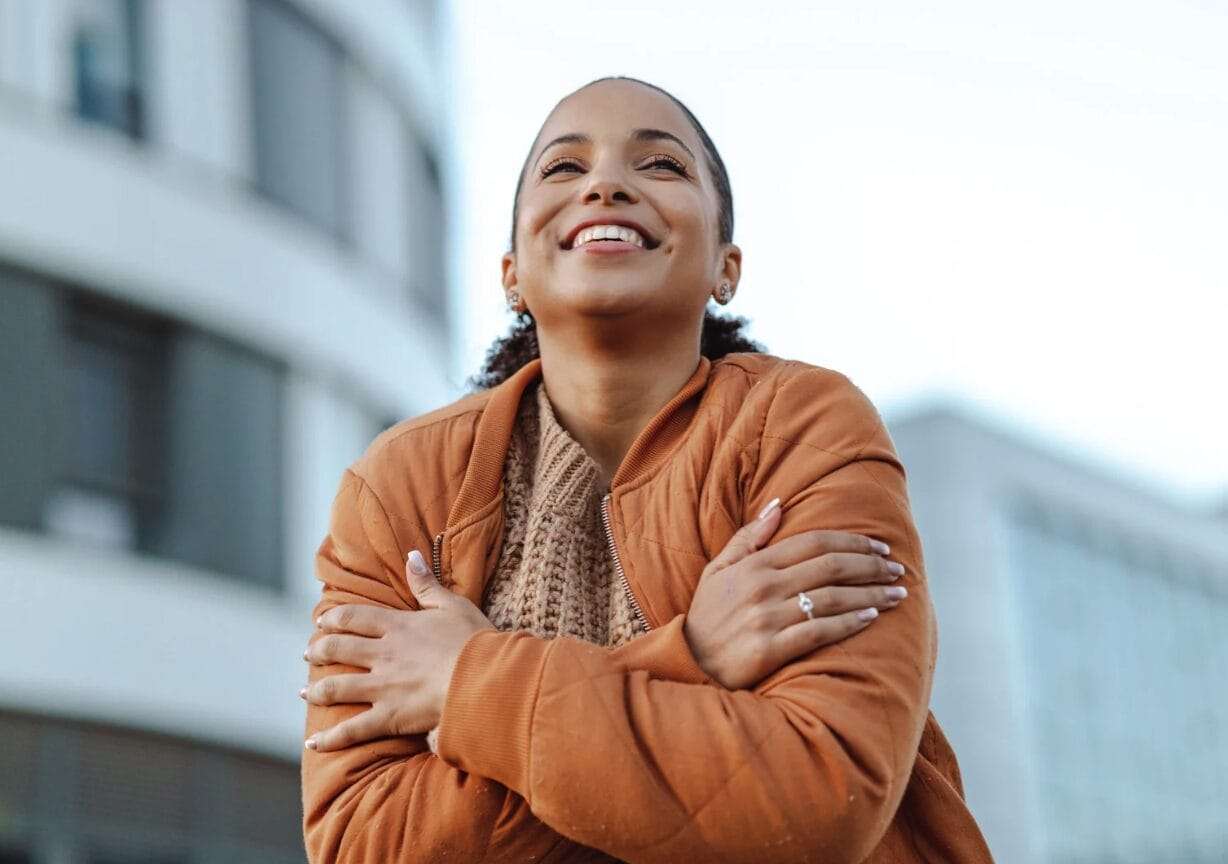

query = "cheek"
[[520, 201, 550, 239], [660, 191, 717, 254], [663, 217, 716, 272], [518, 190, 567, 250], [513, 215, 566, 292]]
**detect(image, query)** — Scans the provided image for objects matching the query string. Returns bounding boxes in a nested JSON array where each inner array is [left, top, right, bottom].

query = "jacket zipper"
[[601, 493, 651, 632], [431, 531, 443, 580]]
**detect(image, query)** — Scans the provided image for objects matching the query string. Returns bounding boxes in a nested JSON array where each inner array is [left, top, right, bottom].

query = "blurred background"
[[0, 1, 1224, 862]]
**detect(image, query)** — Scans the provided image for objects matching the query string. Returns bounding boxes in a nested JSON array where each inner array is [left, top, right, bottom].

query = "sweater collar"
[[446, 355, 713, 531], [531, 380, 608, 513]]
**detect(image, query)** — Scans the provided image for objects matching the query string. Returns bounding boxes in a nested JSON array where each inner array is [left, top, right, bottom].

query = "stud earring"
[[506, 290, 522, 313], [714, 281, 734, 305]]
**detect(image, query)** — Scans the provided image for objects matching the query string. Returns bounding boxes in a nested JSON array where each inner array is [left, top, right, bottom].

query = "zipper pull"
[[431, 531, 444, 581]]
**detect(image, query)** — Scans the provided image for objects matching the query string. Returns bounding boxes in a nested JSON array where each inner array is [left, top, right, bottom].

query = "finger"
[[765, 584, 907, 630], [305, 705, 390, 753], [405, 549, 447, 608], [758, 529, 890, 571], [767, 607, 880, 668], [778, 551, 905, 594], [706, 498, 782, 575], [316, 603, 392, 637], [301, 672, 377, 706], [304, 633, 381, 668]]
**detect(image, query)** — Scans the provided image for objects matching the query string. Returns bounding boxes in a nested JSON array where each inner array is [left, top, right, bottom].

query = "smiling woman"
[[470, 77, 758, 393], [299, 76, 995, 863]]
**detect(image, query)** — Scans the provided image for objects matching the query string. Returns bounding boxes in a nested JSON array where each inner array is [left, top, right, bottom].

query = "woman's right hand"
[[683, 498, 908, 691]]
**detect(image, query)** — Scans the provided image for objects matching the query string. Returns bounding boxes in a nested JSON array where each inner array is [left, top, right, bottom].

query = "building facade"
[[886, 404, 1228, 864], [0, 1, 452, 862]]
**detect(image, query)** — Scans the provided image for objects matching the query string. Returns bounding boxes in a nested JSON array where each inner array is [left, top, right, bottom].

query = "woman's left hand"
[[301, 549, 495, 752]]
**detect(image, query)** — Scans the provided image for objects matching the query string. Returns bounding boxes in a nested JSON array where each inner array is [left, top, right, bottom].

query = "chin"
[[562, 283, 664, 317]]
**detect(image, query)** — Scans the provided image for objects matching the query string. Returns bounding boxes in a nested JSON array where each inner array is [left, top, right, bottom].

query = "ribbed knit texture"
[[427, 380, 648, 760], [484, 380, 649, 647]]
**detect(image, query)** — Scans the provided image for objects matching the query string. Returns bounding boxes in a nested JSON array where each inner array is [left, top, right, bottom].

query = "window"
[[0, 271, 59, 532], [0, 711, 305, 864], [405, 130, 447, 320], [1002, 500, 1228, 860], [0, 272, 286, 591], [46, 294, 170, 550], [144, 330, 284, 589], [70, 0, 145, 139], [248, 0, 347, 238]]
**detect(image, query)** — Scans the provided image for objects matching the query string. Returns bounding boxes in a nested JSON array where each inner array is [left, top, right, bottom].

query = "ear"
[[501, 251, 518, 292], [717, 243, 742, 293]]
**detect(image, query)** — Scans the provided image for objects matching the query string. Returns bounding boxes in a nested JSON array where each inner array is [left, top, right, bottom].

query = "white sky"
[[441, 0, 1227, 509]]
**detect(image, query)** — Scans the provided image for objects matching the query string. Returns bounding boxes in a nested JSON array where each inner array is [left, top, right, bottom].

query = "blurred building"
[[0, 1, 451, 862], [888, 405, 1228, 864]]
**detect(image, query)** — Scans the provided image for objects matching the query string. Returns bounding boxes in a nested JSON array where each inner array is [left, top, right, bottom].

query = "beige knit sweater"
[[427, 380, 648, 755], [484, 379, 648, 646]]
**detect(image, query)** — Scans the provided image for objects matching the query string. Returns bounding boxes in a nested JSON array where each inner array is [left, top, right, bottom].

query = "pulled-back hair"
[[467, 76, 764, 391]]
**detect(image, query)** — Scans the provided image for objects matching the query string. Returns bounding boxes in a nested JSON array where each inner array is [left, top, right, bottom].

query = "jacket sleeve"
[[301, 468, 715, 864], [433, 368, 935, 864]]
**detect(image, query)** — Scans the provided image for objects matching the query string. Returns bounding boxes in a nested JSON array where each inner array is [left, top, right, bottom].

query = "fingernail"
[[408, 549, 429, 575], [757, 497, 780, 521], [304, 738, 317, 750], [886, 561, 905, 575], [302, 649, 309, 661], [870, 540, 890, 555], [886, 586, 908, 599], [857, 607, 879, 621], [298, 687, 307, 699]]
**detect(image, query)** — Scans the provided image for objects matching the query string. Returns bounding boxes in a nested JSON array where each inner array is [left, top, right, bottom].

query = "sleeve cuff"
[[434, 615, 712, 792], [610, 612, 714, 686], [434, 628, 553, 796]]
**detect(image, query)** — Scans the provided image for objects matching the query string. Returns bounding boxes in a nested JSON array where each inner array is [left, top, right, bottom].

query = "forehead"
[[533, 81, 697, 158]]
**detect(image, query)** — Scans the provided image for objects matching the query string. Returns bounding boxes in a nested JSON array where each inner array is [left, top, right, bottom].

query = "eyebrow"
[[536, 128, 696, 163]]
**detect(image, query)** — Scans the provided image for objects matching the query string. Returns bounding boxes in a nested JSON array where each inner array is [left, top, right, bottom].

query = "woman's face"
[[503, 80, 740, 336]]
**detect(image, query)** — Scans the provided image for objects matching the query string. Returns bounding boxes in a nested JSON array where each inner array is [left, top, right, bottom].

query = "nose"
[[580, 158, 637, 206]]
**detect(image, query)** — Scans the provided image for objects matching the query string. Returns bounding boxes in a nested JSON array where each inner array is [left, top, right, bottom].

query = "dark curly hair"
[[468, 75, 765, 391]]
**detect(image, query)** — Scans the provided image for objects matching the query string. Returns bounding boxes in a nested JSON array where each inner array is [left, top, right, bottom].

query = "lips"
[[561, 218, 660, 250]]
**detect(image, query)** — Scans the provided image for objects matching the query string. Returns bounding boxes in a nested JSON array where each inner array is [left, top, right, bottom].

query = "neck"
[[536, 327, 702, 490]]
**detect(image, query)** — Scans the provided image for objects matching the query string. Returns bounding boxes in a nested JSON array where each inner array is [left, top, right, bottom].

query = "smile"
[[561, 220, 661, 252], [572, 225, 646, 249]]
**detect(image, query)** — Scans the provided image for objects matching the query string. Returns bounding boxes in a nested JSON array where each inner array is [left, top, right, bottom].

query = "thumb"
[[406, 549, 445, 607], [706, 497, 781, 575]]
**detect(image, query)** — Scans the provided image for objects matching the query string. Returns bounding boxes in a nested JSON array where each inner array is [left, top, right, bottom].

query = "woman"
[[300, 76, 994, 863]]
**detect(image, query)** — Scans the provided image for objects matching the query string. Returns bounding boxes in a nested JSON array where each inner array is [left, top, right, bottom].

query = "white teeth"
[[571, 224, 647, 248]]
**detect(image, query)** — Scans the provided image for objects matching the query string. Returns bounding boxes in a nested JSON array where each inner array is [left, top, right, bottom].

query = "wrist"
[[682, 616, 716, 683]]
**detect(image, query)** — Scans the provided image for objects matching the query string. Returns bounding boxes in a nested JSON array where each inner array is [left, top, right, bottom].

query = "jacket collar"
[[445, 355, 713, 530]]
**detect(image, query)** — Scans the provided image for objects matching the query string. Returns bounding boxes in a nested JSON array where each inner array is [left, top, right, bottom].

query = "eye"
[[641, 154, 689, 176], [540, 157, 584, 177], [540, 154, 691, 179]]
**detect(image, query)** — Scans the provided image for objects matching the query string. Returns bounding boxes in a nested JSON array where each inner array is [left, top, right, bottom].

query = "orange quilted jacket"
[[301, 352, 995, 863]]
